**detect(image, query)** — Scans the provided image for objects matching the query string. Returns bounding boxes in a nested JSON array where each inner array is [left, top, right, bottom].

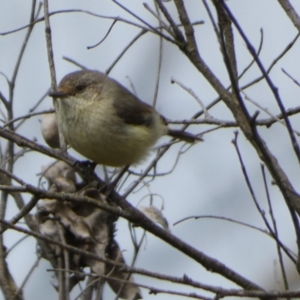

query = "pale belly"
[[57, 100, 165, 166], [68, 123, 159, 166]]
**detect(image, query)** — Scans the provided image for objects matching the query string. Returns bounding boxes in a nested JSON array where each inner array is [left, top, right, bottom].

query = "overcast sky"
[[1, 1, 300, 299]]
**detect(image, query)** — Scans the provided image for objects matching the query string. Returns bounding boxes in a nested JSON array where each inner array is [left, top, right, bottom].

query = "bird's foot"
[[73, 160, 97, 182]]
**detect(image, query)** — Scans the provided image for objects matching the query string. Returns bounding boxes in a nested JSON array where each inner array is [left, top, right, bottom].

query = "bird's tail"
[[168, 129, 203, 143]]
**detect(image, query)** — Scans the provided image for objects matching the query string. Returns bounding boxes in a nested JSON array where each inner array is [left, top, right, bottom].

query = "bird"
[[49, 70, 201, 167]]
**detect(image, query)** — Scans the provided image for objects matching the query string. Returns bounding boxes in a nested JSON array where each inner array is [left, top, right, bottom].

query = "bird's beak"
[[48, 91, 68, 98]]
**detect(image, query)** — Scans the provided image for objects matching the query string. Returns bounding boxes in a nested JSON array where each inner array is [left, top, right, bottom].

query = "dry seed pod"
[[105, 241, 142, 300], [53, 177, 76, 193], [42, 160, 76, 184], [40, 113, 60, 148], [139, 206, 169, 231]]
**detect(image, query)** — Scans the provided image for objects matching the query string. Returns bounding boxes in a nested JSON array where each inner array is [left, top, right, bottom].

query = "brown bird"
[[49, 70, 201, 167]]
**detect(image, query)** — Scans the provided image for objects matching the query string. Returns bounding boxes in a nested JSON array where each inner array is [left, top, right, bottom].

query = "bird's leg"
[[73, 160, 97, 183], [79, 160, 97, 169]]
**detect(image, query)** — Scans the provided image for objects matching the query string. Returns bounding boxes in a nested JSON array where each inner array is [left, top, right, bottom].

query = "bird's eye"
[[76, 85, 85, 92]]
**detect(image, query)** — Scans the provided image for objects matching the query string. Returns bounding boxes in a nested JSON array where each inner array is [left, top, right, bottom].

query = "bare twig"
[[0, 177, 268, 291], [261, 165, 289, 290], [143, 2, 172, 35], [112, 0, 176, 43], [16, 254, 42, 297], [43, 0, 67, 150], [241, 32, 300, 90], [232, 132, 297, 265], [282, 68, 300, 87], [278, 0, 300, 33], [221, 1, 300, 164], [3, 110, 55, 128], [151, 1, 163, 107], [106, 29, 147, 75], [62, 57, 88, 70], [171, 77, 210, 118], [87, 19, 118, 49], [174, 214, 296, 263]]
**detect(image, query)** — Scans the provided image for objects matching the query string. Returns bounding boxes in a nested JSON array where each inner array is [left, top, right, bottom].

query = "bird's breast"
[[56, 97, 166, 166]]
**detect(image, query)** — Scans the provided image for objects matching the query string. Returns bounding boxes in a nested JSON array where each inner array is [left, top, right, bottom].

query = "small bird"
[[49, 70, 201, 167]]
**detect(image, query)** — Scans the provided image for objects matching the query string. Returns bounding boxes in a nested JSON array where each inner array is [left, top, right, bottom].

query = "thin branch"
[[16, 254, 41, 297], [278, 0, 300, 33], [0, 177, 267, 291], [0, 10, 152, 37], [173, 0, 198, 51], [221, 0, 300, 164], [3, 217, 300, 298], [261, 165, 289, 290], [171, 77, 210, 118], [15, 90, 51, 130], [87, 19, 117, 49], [242, 91, 300, 136], [0, 126, 75, 166], [57, 223, 70, 300], [155, 0, 185, 42], [167, 105, 300, 127], [232, 132, 297, 265], [3, 110, 55, 128], [10, 2, 42, 105], [52, 268, 212, 300], [0, 91, 9, 110], [202, 0, 220, 40], [51, 267, 300, 298], [43, 0, 67, 150], [151, 2, 163, 108], [0, 193, 39, 235], [174, 214, 296, 263], [239, 29, 264, 79], [241, 32, 300, 90], [0, 219, 238, 295], [282, 68, 300, 87], [62, 56, 88, 70], [105, 29, 147, 75], [112, 0, 176, 44], [6, 236, 29, 256], [143, 2, 173, 36]]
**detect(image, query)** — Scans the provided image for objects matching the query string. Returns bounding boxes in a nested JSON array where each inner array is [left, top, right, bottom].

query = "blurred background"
[[1, 0, 300, 299]]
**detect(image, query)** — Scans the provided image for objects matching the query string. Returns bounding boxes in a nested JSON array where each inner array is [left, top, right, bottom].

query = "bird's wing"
[[112, 84, 155, 126]]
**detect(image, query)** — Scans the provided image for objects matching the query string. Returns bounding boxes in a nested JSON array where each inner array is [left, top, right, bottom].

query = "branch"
[[278, 0, 300, 33], [221, 1, 300, 163], [0, 175, 265, 291]]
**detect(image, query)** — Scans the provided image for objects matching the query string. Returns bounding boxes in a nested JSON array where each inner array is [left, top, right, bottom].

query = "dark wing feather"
[[112, 84, 154, 126]]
